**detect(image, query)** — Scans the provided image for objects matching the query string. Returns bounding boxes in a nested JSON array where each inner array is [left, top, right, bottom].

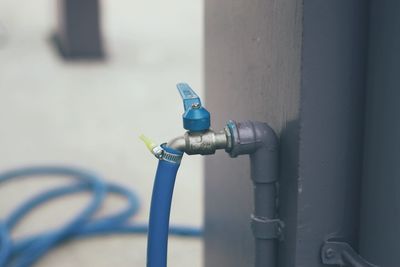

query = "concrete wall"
[[204, 0, 369, 266], [204, 0, 302, 266]]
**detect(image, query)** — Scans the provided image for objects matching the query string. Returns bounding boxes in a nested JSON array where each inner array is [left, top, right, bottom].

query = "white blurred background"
[[0, 0, 203, 266]]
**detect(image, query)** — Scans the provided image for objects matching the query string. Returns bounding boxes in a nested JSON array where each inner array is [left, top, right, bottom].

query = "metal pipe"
[[226, 120, 280, 267], [167, 129, 229, 155], [165, 120, 280, 267], [166, 135, 186, 151], [151, 85, 280, 266]]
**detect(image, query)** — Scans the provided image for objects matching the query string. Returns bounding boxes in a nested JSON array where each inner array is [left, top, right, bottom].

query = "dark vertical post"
[[296, 1, 369, 266], [359, 1, 400, 266], [53, 0, 104, 59]]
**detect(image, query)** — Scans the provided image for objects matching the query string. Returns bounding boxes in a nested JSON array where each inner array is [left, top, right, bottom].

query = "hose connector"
[[140, 135, 183, 164]]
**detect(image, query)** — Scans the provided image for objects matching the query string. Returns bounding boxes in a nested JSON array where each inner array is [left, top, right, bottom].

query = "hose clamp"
[[157, 144, 183, 164], [251, 214, 284, 240]]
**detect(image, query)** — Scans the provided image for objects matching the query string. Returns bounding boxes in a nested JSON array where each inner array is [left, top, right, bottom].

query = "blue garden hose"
[[0, 166, 201, 267], [0, 84, 212, 267], [147, 146, 183, 267]]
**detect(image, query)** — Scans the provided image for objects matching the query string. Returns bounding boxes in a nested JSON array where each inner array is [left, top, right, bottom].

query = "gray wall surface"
[[204, 0, 302, 266], [205, 0, 369, 266]]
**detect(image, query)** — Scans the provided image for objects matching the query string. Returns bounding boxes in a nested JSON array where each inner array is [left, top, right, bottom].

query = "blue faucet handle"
[[177, 83, 201, 110], [176, 83, 211, 132]]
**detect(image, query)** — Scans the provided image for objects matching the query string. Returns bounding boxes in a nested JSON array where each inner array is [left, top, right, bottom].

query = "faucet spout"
[[166, 135, 186, 151]]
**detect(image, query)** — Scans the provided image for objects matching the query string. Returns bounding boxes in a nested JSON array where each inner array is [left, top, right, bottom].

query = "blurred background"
[[0, 0, 203, 266]]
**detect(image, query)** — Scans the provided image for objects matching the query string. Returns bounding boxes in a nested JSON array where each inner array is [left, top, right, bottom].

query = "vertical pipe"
[[252, 184, 277, 267], [227, 121, 279, 267]]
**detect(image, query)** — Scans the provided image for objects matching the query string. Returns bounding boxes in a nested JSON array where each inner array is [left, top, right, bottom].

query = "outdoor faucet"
[[143, 83, 281, 267], [166, 83, 229, 155]]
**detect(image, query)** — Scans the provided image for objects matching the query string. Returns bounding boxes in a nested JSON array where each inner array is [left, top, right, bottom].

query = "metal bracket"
[[321, 241, 380, 267], [251, 214, 283, 240]]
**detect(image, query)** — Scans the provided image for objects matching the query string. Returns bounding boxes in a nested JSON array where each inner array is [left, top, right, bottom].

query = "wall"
[[204, 0, 302, 266], [205, 0, 369, 266]]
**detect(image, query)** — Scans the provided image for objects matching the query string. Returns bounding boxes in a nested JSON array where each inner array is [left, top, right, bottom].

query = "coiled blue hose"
[[147, 146, 183, 267], [0, 166, 201, 267]]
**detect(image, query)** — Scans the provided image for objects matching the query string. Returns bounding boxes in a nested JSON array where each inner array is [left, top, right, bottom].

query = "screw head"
[[191, 103, 201, 109], [325, 248, 336, 259]]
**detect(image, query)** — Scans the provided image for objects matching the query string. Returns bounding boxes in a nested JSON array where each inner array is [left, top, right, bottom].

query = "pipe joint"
[[225, 120, 278, 158], [225, 120, 279, 184]]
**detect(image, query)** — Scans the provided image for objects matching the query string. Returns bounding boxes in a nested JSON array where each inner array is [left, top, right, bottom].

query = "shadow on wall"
[[277, 119, 299, 267]]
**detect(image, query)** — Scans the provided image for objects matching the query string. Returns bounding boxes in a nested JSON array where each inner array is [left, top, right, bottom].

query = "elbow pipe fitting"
[[167, 129, 229, 155], [226, 120, 278, 158], [225, 120, 281, 267], [226, 120, 279, 183]]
